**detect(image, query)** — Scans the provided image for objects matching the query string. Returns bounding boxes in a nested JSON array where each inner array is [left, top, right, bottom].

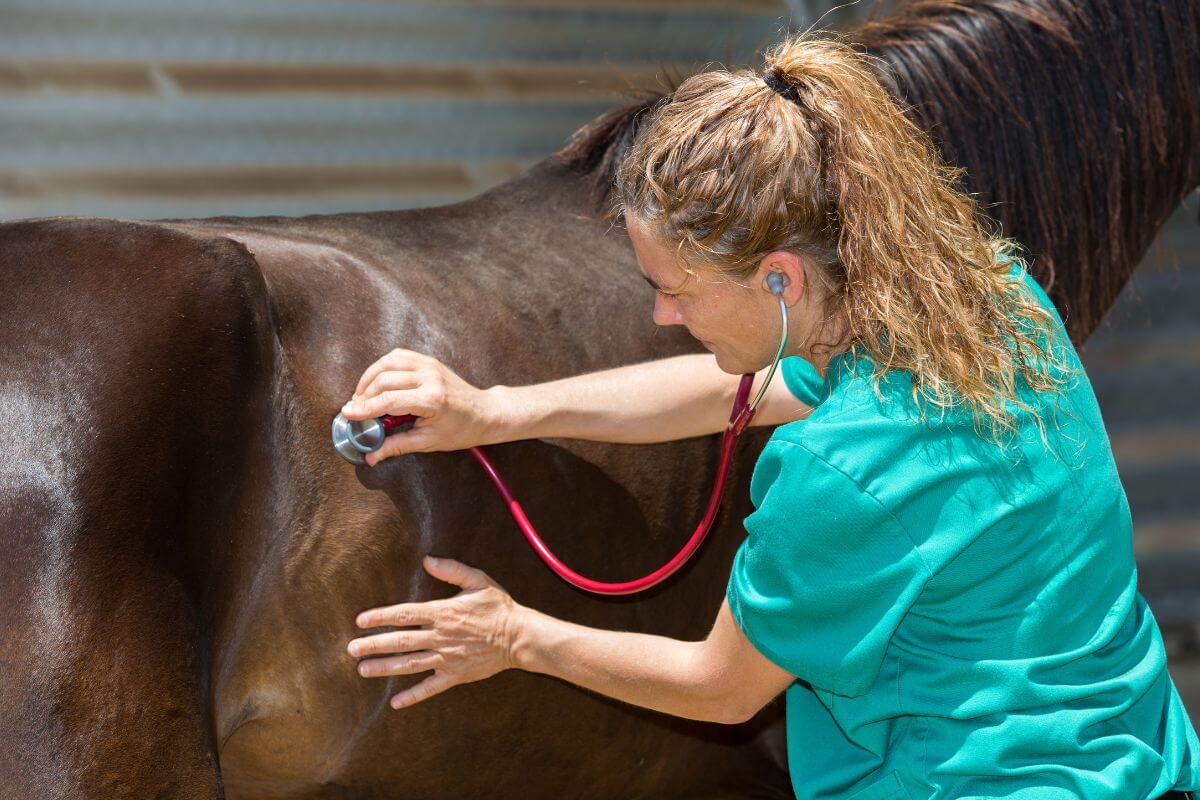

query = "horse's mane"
[[549, 0, 1200, 342], [553, 88, 669, 210], [854, 0, 1200, 341]]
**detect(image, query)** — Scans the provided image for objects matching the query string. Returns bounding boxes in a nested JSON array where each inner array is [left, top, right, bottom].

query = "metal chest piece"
[[331, 412, 386, 465]]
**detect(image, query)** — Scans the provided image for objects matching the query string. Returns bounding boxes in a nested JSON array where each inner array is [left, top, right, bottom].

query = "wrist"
[[482, 384, 523, 444], [509, 604, 551, 674], [485, 383, 546, 444]]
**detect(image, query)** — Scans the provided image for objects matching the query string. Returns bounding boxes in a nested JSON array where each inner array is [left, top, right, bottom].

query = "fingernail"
[[348, 643, 360, 656], [426, 556, 440, 566]]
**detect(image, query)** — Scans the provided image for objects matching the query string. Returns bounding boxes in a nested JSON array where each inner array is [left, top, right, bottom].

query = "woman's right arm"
[[492, 353, 810, 444], [341, 349, 809, 464]]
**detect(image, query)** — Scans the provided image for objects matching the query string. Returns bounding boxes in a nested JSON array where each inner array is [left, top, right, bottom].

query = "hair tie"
[[763, 69, 802, 104]]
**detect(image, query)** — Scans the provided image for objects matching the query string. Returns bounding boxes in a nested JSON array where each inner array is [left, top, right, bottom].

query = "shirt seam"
[[766, 438, 934, 578]]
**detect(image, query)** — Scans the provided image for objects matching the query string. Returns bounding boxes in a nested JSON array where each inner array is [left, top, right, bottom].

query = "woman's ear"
[[757, 250, 806, 305]]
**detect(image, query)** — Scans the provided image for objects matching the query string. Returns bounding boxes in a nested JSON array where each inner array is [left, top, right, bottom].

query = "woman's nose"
[[652, 296, 684, 326]]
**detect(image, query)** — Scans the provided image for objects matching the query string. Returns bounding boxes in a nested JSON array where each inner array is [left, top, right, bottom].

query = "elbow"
[[714, 706, 756, 726], [680, 680, 758, 724], [707, 693, 765, 726], [688, 671, 772, 726], [685, 642, 781, 725]]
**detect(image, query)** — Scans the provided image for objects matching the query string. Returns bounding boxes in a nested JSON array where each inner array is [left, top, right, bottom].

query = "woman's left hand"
[[347, 555, 523, 710]]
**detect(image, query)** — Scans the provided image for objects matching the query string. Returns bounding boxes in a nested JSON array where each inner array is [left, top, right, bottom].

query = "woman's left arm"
[[347, 556, 796, 724]]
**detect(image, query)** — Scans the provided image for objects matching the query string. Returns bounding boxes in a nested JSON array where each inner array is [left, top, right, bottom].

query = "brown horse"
[[1, 1, 1196, 798]]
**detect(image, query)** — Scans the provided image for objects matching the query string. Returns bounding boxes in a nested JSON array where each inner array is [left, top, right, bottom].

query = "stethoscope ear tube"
[[331, 293, 789, 595]]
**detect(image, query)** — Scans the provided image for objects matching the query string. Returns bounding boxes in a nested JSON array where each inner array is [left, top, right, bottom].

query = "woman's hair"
[[612, 29, 1074, 441]]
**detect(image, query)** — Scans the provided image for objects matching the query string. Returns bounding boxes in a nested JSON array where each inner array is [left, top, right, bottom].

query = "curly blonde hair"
[[613, 29, 1074, 441]]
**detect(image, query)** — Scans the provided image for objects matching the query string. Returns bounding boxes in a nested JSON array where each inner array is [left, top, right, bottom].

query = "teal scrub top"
[[726, 262, 1200, 800]]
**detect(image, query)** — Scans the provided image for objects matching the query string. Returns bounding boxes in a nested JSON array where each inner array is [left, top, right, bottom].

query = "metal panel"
[[0, 0, 800, 219], [0, 2, 790, 64], [1082, 195, 1200, 545]]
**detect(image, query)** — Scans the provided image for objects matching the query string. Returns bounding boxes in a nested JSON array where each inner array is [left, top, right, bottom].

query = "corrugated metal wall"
[[0, 0, 806, 219], [1084, 195, 1200, 717]]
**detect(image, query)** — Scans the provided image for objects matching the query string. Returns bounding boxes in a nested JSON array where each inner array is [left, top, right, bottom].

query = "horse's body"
[[1, 173, 789, 799], [1, 1, 1196, 798]]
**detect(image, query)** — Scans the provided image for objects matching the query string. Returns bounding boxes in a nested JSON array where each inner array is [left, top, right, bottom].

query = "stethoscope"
[[331, 272, 791, 595]]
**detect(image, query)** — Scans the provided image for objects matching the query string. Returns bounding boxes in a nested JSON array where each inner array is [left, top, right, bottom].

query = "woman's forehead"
[[627, 216, 687, 283]]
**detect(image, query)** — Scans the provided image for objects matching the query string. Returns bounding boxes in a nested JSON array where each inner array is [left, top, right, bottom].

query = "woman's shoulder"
[[770, 254, 1094, 494], [999, 255, 1061, 324], [777, 348, 931, 442], [764, 382, 933, 528], [770, 357, 1048, 523]]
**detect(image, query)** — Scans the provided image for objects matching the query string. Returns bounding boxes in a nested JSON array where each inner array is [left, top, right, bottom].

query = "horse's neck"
[[861, 0, 1200, 340]]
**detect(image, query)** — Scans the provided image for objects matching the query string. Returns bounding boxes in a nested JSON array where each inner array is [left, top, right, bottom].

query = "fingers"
[[347, 629, 440, 658], [361, 370, 423, 404], [353, 348, 425, 398], [364, 427, 434, 466], [422, 555, 495, 591], [346, 389, 437, 421], [356, 651, 442, 678], [390, 671, 458, 710], [355, 600, 444, 630]]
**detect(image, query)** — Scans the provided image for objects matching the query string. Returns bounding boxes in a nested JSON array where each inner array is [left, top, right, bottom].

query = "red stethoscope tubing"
[[377, 373, 758, 595]]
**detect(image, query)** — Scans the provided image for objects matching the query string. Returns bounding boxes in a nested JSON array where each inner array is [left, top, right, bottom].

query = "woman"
[[340, 31, 1199, 800]]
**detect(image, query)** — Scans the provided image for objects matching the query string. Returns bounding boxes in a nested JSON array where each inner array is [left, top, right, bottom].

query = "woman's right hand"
[[341, 348, 508, 466]]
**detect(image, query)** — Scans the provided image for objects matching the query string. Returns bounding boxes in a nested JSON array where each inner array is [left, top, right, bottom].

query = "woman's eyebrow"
[[640, 272, 662, 290], [639, 266, 686, 294]]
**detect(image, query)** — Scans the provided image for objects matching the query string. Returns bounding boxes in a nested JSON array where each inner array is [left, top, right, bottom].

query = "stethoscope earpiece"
[[766, 271, 789, 297], [743, 272, 791, 414]]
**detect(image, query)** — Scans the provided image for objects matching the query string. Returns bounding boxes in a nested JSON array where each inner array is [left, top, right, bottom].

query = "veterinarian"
[[341, 31, 1199, 799]]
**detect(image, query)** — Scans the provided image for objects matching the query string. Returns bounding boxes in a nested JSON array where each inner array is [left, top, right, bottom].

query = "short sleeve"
[[726, 439, 931, 697], [780, 356, 826, 407]]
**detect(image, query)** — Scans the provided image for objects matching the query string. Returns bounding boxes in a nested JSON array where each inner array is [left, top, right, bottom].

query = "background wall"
[[1082, 195, 1200, 707], [0, 0, 810, 220], [1, 0, 1195, 720]]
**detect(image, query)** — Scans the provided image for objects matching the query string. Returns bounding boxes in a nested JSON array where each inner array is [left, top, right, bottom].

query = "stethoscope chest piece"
[[331, 412, 386, 465]]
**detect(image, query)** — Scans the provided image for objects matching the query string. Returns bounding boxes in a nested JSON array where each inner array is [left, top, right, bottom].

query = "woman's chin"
[[708, 347, 740, 374]]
